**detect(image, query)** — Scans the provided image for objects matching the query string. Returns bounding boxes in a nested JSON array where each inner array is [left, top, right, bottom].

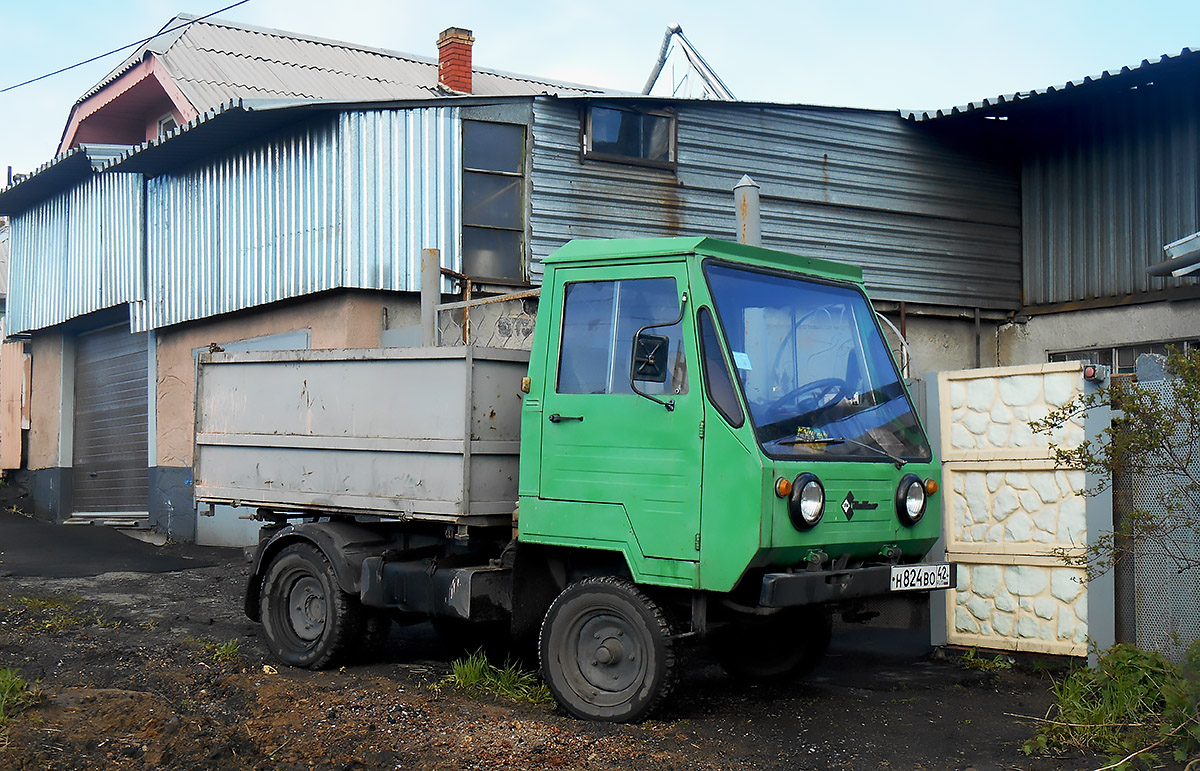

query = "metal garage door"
[[73, 325, 149, 513]]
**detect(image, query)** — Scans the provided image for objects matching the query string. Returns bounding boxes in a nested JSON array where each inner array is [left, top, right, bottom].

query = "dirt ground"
[[0, 529, 1119, 771]]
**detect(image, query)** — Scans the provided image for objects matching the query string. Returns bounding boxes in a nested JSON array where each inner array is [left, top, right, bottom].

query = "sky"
[[3, 0, 1200, 176]]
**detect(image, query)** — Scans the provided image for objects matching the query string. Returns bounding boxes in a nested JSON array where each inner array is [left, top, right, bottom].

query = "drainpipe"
[[734, 175, 761, 247], [420, 248, 440, 347]]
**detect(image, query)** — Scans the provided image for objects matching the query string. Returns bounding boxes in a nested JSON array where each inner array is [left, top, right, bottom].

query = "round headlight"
[[896, 473, 926, 525], [788, 473, 825, 530]]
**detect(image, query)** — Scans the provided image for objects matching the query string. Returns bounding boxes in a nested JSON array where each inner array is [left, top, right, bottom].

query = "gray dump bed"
[[193, 347, 528, 526]]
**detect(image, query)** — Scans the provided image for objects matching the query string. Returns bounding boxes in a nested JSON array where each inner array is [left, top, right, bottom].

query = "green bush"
[[1025, 642, 1200, 768]]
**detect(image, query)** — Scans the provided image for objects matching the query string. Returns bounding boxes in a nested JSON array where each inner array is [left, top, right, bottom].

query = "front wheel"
[[709, 606, 831, 682], [259, 543, 361, 669], [539, 577, 676, 722]]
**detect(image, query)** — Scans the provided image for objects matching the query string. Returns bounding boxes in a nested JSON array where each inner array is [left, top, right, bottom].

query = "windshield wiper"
[[777, 436, 907, 469]]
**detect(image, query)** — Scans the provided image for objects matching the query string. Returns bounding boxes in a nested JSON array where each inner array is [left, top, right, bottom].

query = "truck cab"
[[522, 238, 944, 590], [518, 237, 950, 719]]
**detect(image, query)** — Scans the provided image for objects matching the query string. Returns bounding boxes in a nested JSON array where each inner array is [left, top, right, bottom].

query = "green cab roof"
[[543, 237, 863, 284]]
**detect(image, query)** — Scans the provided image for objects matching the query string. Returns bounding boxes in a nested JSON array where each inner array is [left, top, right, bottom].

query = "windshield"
[[704, 262, 931, 463]]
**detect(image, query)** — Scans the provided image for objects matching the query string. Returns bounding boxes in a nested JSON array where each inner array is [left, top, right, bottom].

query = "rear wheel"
[[539, 577, 676, 722], [259, 543, 361, 669], [709, 606, 831, 682]]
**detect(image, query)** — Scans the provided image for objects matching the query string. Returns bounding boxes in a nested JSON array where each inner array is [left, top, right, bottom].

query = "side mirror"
[[631, 332, 670, 383]]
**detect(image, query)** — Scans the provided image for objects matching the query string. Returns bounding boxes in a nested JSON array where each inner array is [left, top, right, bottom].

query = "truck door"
[[539, 265, 702, 561]]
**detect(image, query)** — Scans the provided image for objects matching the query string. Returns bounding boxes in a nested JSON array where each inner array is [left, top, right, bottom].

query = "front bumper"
[[760, 562, 957, 607]]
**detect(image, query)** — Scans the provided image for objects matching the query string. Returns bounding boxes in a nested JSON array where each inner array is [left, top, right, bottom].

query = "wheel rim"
[[285, 573, 327, 642], [559, 606, 648, 707]]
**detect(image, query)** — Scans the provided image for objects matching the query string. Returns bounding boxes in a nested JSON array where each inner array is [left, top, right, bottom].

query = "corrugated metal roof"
[[904, 47, 1200, 121], [76, 13, 608, 115]]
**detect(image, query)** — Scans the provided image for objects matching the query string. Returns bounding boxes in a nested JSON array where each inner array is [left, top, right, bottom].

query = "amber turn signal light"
[[775, 477, 793, 498], [924, 478, 939, 495]]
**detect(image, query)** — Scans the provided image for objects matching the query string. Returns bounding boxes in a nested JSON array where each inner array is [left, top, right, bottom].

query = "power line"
[[0, 0, 252, 95]]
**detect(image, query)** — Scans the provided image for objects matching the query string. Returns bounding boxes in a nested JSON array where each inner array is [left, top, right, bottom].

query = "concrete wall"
[[998, 298, 1200, 366]]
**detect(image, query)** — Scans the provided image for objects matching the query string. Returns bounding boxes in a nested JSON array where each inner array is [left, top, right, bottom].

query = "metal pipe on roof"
[[733, 174, 761, 247]]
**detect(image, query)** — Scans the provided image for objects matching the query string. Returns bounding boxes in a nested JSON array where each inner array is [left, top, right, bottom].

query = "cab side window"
[[698, 307, 744, 427], [557, 278, 687, 396]]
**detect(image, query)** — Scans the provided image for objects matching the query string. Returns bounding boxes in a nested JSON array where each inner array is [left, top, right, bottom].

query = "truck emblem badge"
[[841, 492, 878, 520]]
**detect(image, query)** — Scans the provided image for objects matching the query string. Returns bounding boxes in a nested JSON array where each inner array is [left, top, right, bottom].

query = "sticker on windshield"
[[731, 351, 752, 370], [796, 426, 832, 442]]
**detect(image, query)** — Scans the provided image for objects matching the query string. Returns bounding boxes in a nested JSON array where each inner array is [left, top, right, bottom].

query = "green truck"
[[196, 237, 954, 722]]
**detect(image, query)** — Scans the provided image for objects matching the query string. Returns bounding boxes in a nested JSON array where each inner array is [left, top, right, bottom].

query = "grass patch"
[[433, 651, 553, 704], [9, 595, 102, 633], [1024, 642, 1200, 768], [0, 668, 39, 727], [960, 647, 1014, 673], [211, 640, 242, 663], [186, 637, 244, 663]]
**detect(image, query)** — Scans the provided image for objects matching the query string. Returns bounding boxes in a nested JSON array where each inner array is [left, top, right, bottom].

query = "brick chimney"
[[437, 27, 474, 94]]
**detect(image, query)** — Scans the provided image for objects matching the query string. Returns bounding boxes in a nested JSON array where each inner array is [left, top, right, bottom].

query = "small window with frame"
[[583, 104, 676, 168], [462, 120, 527, 283]]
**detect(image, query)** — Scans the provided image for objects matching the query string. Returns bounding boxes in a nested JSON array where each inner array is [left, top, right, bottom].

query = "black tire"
[[539, 576, 676, 722], [259, 543, 362, 669], [709, 606, 832, 682]]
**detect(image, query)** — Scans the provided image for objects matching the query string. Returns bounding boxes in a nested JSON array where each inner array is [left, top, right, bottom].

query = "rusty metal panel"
[[1021, 90, 1200, 306], [529, 98, 1021, 310], [6, 173, 143, 335]]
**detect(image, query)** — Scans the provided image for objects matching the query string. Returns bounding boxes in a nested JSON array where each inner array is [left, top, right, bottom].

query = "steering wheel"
[[769, 377, 851, 421]]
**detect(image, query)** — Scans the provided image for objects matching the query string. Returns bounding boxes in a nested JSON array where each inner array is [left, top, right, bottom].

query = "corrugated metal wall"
[[144, 108, 460, 330], [147, 119, 343, 329], [339, 109, 461, 290], [529, 99, 1022, 309], [1021, 87, 1200, 306], [7, 173, 144, 335]]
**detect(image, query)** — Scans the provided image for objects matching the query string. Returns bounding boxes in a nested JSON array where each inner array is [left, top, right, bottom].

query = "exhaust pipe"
[[734, 174, 761, 247]]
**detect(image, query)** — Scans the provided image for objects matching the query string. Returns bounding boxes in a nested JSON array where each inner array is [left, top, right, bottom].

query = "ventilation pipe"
[[734, 175, 761, 247]]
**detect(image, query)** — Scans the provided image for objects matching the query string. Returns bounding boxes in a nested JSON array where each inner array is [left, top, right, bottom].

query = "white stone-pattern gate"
[[936, 362, 1095, 657]]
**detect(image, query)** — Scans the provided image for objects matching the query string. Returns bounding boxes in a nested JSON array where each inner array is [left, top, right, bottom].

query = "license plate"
[[890, 563, 953, 592]]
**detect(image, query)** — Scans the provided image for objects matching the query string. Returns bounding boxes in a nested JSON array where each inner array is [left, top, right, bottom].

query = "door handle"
[[548, 413, 584, 423]]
